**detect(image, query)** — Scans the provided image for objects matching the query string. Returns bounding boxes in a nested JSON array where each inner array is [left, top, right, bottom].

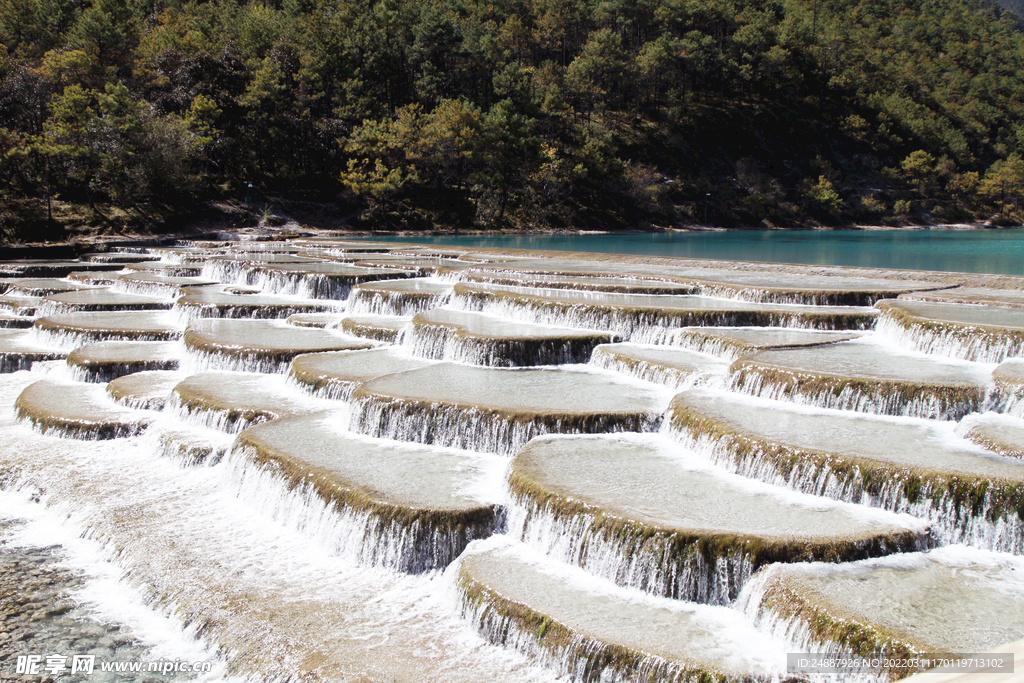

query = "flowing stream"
[[1, 237, 1022, 682]]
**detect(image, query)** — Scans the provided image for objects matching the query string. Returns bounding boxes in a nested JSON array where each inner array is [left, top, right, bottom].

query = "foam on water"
[[0, 372, 560, 682], [452, 283, 876, 338]]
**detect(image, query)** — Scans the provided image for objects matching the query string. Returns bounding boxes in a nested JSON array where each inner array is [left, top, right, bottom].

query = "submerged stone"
[[509, 434, 924, 604], [0, 329, 65, 371], [471, 261, 945, 305], [67, 341, 180, 382], [15, 378, 153, 439], [877, 299, 1024, 363], [668, 389, 1024, 553], [349, 279, 454, 316], [350, 363, 666, 456], [214, 241, 298, 253], [590, 343, 727, 388], [289, 347, 434, 400], [664, 327, 863, 360], [34, 311, 183, 348], [222, 241, 300, 252], [454, 283, 877, 338], [203, 252, 326, 283], [207, 252, 320, 264], [314, 250, 411, 262], [176, 289, 338, 320], [686, 274, 948, 306], [184, 319, 374, 372], [407, 308, 616, 367], [458, 538, 786, 683], [80, 251, 159, 264], [153, 426, 234, 465], [339, 314, 410, 343], [106, 370, 184, 410], [235, 412, 499, 571], [145, 246, 211, 263], [40, 289, 172, 315], [289, 238, 396, 253], [729, 340, 990, 420], [351, 256, 473, 277], [172, 371, 327, 432], [748, 548, 1024, 677]]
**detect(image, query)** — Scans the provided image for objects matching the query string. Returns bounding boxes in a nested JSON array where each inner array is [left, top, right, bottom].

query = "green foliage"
[[805, 175, 843, 219], [981, 153, 1024, 214], [3, 0, 1024, 233]]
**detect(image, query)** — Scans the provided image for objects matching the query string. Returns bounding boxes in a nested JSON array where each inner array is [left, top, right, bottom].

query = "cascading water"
[[1, 238, 1022, 683], [349, 395, 660, 457], [346, 278, 455, 316], [666, 413, 1024, 555], [505, 498, 757, 605], [875, 301, 1024, 364], [402, 310, 615, 367]]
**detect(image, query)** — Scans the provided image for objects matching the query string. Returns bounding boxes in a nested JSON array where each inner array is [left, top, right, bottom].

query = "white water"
[[0, 488, 230, 681], [346, 279, 455, 317], [5, 240, 1024, 682], [0, 371, 559, 682], [876, 309, 1024, 363], [666, 397, 1024, 554]]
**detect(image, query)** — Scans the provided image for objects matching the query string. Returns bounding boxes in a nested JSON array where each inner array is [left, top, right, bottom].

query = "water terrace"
[[0, 237, 1022, 682]]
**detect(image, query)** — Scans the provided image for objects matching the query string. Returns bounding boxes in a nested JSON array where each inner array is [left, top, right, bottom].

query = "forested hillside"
[[2, 0, 1024, 236]]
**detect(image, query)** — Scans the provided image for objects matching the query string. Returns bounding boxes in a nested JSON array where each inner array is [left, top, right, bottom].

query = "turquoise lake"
[[353, 229, 1024, 276]]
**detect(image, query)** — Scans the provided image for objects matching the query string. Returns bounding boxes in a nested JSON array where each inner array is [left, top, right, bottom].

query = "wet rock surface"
[[1, 238, 1024, 682], [0, 521, 178, 683]]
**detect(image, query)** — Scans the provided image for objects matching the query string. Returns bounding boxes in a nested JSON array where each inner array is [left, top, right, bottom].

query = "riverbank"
[[4, 193, 1020, 257]]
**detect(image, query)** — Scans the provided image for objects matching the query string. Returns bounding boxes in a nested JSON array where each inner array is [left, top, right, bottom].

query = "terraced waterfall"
[[1, 237, 1023, 682]]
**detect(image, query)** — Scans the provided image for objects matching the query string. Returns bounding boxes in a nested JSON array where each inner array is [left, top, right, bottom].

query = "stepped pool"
[[0, 237, 1022, 682]]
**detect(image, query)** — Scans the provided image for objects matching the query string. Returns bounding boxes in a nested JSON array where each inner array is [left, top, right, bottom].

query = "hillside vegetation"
[[2, 0, 1024, 236]]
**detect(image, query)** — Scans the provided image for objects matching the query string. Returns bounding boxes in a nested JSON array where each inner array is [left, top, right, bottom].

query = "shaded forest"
[[2, 0, 1024, 237]]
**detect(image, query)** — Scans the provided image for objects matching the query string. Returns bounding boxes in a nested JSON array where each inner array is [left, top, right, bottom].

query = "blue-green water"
[[353, 229, 1024, 276]]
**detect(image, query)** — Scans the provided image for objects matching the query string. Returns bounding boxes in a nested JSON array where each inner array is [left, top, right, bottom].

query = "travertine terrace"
[[0, 236, 1021, 682]]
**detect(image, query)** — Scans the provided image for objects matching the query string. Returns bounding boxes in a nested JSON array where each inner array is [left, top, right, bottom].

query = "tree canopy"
[[2, 0, 1024, 236]]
